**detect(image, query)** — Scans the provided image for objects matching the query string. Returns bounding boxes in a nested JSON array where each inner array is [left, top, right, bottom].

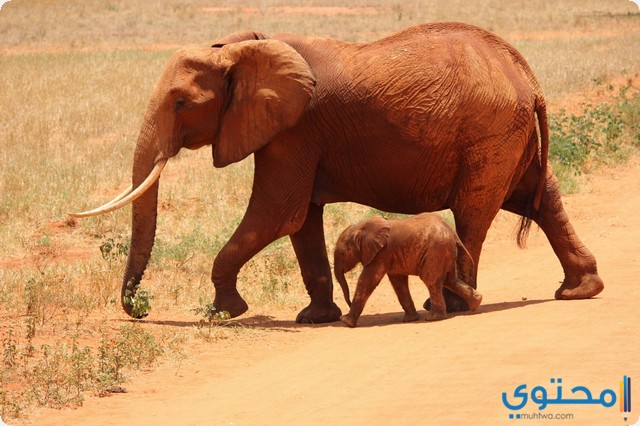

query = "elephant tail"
[[533, 96, 549, 212], [517, 95, 549, 248]]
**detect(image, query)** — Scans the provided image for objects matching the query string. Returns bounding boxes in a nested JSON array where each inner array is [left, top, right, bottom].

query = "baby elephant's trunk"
[[334, 262, 352, 307]]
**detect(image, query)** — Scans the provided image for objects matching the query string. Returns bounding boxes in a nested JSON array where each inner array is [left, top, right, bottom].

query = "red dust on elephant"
[[334, 213, 482, 327], [71, 23, 604, 323]]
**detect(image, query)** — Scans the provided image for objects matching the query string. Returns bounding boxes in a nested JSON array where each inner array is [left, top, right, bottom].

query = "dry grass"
[[1, 0, 639, 419]]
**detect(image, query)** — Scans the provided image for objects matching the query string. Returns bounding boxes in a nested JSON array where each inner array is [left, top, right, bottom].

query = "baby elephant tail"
[[452, 236, 483, 311], [455, 236, 476, 290], [450, 237, 482, 311]]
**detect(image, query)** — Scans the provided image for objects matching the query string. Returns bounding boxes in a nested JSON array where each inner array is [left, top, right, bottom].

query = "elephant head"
[[70, 39, 316, 318], [333, 216, 391, 307]]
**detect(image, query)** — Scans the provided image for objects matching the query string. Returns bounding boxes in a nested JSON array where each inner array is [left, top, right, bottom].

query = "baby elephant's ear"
[[360, 216, 391, 266]]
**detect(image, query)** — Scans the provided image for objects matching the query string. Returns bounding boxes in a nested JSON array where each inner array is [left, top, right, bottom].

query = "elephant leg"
[[212, 152, 317, 318], [422, 276, 447, 322], [340, 264, 386, 327], [538, 171, 603, 298], [212, 205, 333, 319], [289, 203, 342, 324], [290, 203, 342, 324], [504, 168, 604, 299], [504, 166, 603, 299], [211, 212, 278, 318], [388, 274, 420, 322], [212, 146, 341, 321]]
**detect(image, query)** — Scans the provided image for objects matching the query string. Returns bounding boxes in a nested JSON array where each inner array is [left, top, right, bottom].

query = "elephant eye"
[[174, 97, 188, 112]]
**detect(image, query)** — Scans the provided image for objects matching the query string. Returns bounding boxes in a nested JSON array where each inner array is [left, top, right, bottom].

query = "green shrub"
[[549, 87, 640, 192], [99, 236, 129, 262], [0, 323, 166, 418], [123, 288, 155, 319]]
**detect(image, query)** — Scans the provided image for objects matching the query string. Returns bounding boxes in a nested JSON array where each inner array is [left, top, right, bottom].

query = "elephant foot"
[[213, 288, 249, 318], [296, 301, 342, 324], [424, 311, 446, 322], [423, 289, 469, 313], [340, 314, 357, 328], [403, 312, 421, 323], [555, 273, 604, 300]]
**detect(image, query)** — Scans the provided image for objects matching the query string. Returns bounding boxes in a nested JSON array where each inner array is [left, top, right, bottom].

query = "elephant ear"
[[357, 216, 391, 266], [214, 40, 316, 167]]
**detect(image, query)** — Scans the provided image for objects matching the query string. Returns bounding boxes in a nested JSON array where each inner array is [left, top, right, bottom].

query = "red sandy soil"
[[15, 154, 640, 425]]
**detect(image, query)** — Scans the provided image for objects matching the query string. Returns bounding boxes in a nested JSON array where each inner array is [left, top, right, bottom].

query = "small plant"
[[2, 329, 18, 367], [0, 370, 8, 417], [95, 324, 163, 393], [69, 338, 93, 403], [99, 236, 129, 262], [23, 275, 61, 334], [0, 367, 26, 419], [97, 334, 120, 388], [97, 323, 164, 384], [193, 299, 231, 323], [24, 315, 36, 340], [27, 342, 87, 409], [123, 287, 155, 318], [618, 90, 640, 145], [192, 299, 232, 341], [125, 324, 163, 369], [161, 331, 188, 374]]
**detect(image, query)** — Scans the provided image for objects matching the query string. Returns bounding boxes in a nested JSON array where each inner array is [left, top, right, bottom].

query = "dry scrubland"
[[1, 0, 639, 420]]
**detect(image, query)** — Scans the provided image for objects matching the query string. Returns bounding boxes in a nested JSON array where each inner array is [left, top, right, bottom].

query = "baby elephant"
[[334, 213, 482, 327]]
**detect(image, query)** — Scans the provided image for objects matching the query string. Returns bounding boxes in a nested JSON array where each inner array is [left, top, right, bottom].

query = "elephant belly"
[[312, 146, 457, 214]]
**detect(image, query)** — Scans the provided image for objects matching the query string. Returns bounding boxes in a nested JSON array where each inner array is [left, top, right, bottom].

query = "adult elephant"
[[71, 22, 604, 323]]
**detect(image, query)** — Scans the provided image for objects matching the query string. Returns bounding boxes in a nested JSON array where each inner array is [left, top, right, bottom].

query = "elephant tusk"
[[69, 159, 167, 218], [102, 184, 134, 208]]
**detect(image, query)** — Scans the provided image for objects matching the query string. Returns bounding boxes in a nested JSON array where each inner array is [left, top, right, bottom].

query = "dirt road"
[[24, 158, 640, 425]]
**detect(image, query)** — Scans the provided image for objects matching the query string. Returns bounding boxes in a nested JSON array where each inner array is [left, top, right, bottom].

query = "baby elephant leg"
[[340, 264, 386, 327], [422, 276, 448, 321], [388, 274, 421, 322]]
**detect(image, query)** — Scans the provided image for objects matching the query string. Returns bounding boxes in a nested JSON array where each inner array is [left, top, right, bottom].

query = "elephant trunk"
[[334, 258, 352, 307], [121, 116, 164, 318]]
